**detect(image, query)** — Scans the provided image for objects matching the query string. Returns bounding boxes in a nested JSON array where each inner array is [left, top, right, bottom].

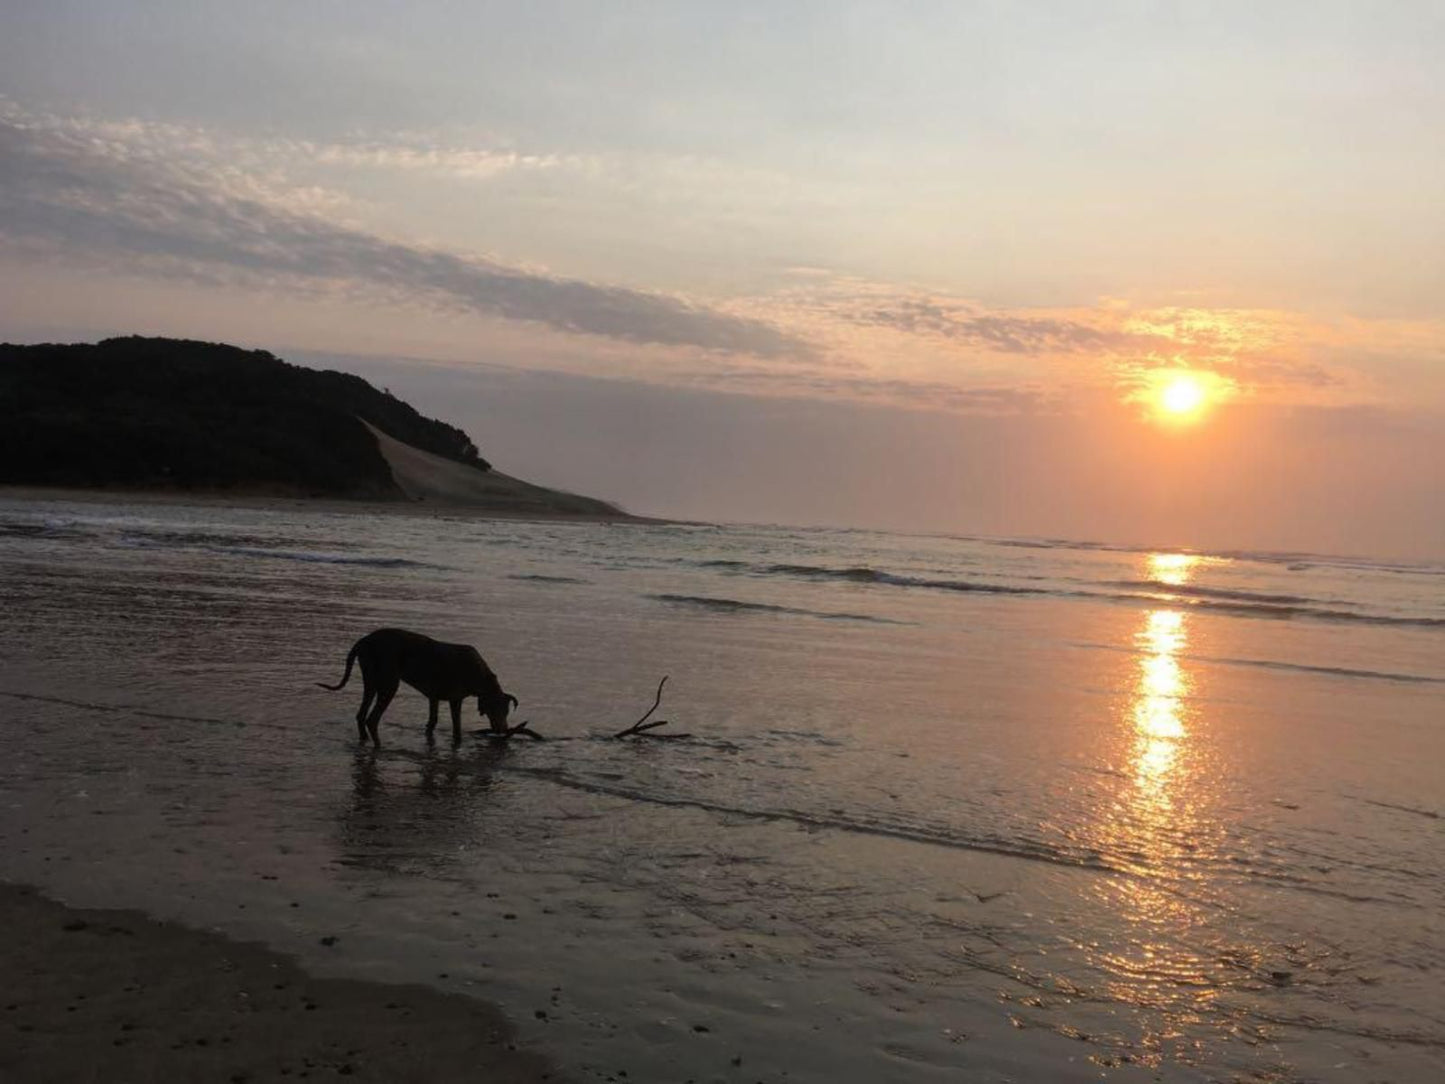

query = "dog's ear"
[[506, 694, 519, 709]]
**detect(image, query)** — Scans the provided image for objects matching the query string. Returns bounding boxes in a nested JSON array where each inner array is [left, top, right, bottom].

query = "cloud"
[[668, 362, 1053, 414], [0, 109, 808, 359], [786, 284, 1370, 400], [844, 297, 1131, 354], [301, 140, 568, 180]]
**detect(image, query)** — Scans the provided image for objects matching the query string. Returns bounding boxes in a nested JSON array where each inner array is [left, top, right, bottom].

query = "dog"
[[318, 627, 518, 746]]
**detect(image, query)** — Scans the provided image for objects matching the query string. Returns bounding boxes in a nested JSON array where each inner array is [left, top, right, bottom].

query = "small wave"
[[744, 561, 1443, 626], [0, 519, 93, 542], [697, 561, 1442, 628], [1347, 796, 1441, 821], [1244, 1008, 1445, 1051], [1213, 548, 1445, 578], [0, 522, 51, 537], [977, 534, 1445, 578], [0, 689, 277, 731], [901, 574, 1049, 596], [696, 558, 750, 569], [510, 573, 587, 584], [1201, 656, 1445, 685], [649, 593, 904, 625], [1077, 589, 1441, 629], [1157, 596, 1445, 630], [519, 761, 1422, 911], [211, 546, 433, 569], [761, 562, 1049, 595], [1111, 579, 1322, 607], [988, 536, 1131, 554], [506, 765, 1115, 873], [766, 562, 887, 582], [122, 528, 310, 550], [112, 532, 433, 569]]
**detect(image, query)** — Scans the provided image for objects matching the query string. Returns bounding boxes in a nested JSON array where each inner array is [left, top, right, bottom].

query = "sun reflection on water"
[[1134, 609, 1187, 794], [1122, 554, 1199, 870], [1084, 553, 1229, 1043], [1145, 552, 1201, 587]]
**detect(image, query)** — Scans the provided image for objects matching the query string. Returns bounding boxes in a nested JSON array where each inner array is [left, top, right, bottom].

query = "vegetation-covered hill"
[[0, 336, 491, 497]]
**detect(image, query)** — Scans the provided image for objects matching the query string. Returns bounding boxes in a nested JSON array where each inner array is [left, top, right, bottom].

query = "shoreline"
[[0, 485, 677, 526], [0, 881, 563, 1083]]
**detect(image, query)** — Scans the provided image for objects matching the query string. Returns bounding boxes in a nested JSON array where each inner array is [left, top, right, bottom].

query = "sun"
[[1140, 369, 1227, 425], [1159, 374, 1206, 416]]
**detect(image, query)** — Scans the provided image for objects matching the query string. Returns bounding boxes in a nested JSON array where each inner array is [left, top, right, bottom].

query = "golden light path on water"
[[1088, 552, 1235, 1057], [1134, 609, 1187, 790], [1127, 552, 1201, 832]]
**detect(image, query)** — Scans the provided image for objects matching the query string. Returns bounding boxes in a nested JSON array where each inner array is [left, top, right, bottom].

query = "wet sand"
[[0, 883, 563, 1083]]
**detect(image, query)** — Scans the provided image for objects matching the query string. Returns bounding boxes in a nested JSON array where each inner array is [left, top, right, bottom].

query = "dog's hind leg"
[[449, 699, 464, 745], [363, 679, 398, 748], [426, 698, 440, 740], [356, 681, 376, 741]]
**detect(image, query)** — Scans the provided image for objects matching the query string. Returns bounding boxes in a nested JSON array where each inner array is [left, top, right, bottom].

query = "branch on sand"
[[613, 676, 691, 739]]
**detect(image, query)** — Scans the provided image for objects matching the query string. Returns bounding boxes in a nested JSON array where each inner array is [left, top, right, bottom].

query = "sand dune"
[[362, 422, 632, 520]]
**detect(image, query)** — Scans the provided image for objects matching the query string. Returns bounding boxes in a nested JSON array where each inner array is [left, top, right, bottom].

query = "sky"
[[1, 1, 1442, 557]]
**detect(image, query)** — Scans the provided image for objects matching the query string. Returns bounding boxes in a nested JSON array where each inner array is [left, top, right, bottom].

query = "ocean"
[[0, 496, 1441, 1082]]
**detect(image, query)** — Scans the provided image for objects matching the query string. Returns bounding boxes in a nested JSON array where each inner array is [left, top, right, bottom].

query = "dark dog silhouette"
[[318, 628, 518, 746]]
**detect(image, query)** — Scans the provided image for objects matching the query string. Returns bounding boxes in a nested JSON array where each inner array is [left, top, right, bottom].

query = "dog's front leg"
[[426, 699, 439, 738], [449, 699, 464, 744]]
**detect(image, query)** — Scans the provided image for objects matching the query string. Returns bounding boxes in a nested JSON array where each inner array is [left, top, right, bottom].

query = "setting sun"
[[1160, 374, 1206, 416], [1137, 369, 1229, 425]]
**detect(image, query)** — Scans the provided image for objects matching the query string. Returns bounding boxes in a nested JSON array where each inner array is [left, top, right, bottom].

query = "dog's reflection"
[[337, 742, 511, 875]]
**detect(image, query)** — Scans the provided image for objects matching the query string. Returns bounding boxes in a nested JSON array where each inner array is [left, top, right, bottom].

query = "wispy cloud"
[[670, 362, 1054, 414], [742, 279, 1389, 406], [300, 140, 570, 180], [845, 297, 1129, 354], [0, 106, 807, 358]]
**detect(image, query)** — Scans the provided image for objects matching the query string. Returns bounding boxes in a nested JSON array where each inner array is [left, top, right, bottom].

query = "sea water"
[[0, 497, 1441, 1082]]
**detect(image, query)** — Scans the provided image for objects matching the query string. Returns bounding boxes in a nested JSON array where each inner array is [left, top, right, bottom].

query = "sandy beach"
[[0, 882, 562, 1083], [0, 485, 658, 525]]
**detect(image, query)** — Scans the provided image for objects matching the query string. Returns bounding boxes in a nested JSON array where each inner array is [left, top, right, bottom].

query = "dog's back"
[[384, 632, 490, 700]]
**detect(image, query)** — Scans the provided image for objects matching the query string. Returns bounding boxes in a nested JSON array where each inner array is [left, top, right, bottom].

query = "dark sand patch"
[[0, 883, 562, 1083]]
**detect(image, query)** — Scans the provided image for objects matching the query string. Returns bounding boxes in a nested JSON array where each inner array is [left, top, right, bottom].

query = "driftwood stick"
[[614, 676, 686, 739], [490, 720, 546, 741]]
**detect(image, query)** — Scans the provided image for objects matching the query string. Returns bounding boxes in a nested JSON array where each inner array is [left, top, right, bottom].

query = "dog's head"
[[480, 691, 519, 733]]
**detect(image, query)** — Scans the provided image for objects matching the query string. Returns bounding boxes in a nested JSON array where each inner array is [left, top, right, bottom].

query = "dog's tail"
[[317, 643, 359, 691]]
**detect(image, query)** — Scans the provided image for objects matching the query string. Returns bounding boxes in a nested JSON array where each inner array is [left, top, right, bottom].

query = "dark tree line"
[[0, 336, 491, 496]]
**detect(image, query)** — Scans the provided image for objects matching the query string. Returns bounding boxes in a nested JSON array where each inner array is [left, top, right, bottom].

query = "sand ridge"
[[361, 422, 631, 520]]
